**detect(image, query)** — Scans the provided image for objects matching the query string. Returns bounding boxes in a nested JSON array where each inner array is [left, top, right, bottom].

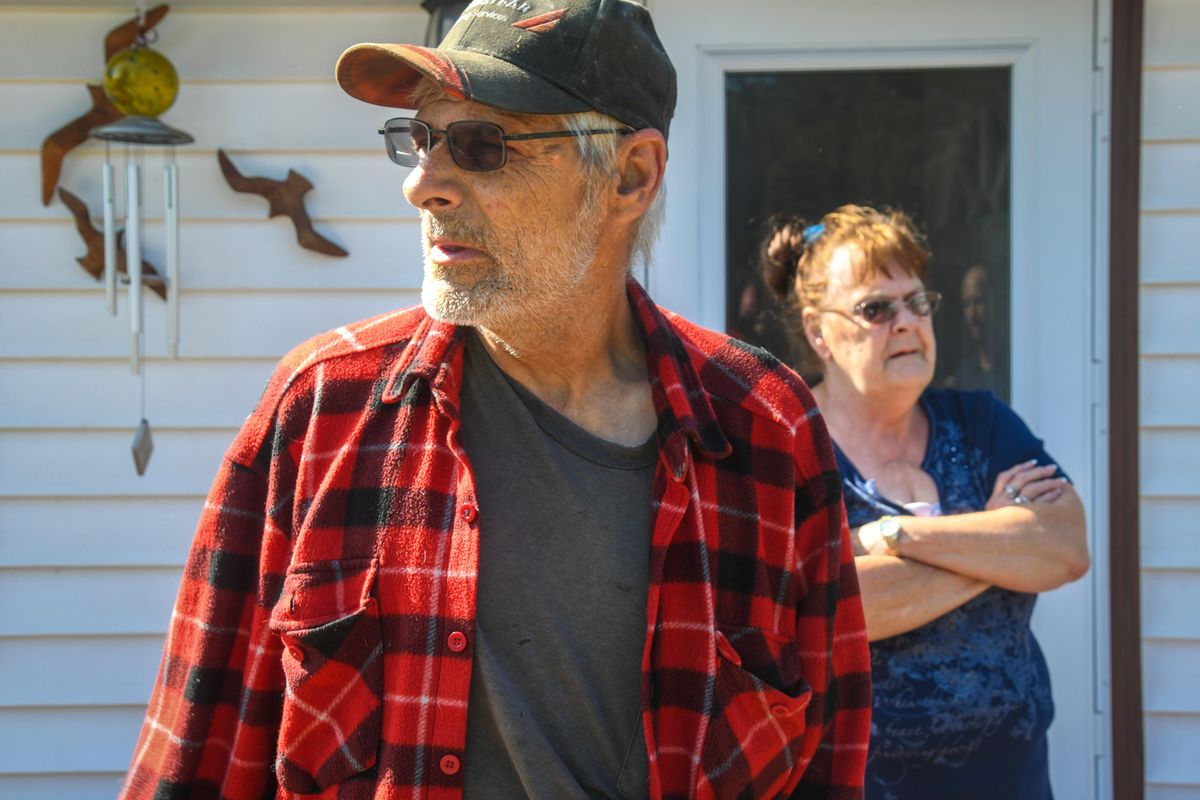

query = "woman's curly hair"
[[760, 204, 930, 374]]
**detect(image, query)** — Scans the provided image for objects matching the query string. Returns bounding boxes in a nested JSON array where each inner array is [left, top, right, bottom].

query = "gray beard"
[[418, 196, 602, 334]]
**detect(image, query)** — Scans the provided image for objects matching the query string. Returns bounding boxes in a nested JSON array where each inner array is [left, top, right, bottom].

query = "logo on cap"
[[512, 8, 567, 32]]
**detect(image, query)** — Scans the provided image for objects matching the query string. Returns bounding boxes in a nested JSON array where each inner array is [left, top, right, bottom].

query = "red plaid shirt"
[[120, 280, 870, 800]]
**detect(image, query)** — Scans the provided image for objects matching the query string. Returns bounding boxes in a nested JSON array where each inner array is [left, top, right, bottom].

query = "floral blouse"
[[836, 388, 1062, 800]]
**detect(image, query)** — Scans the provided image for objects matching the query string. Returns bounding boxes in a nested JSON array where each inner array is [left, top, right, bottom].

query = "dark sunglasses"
[[378, 117, 633, 172], [819, 290, 942, 326]]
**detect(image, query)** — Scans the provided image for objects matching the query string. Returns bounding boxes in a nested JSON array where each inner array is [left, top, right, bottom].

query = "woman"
[[761, 205, 1089, 799]]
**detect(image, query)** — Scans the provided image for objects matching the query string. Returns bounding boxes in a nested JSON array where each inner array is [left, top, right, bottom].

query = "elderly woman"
[[760, 205, 1089, 799]]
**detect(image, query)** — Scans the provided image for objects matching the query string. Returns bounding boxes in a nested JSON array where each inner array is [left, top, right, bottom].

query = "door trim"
[[1108, 0, 1145, 796], [696, 40, 1034, 336], [696, 35, 1106, 797]]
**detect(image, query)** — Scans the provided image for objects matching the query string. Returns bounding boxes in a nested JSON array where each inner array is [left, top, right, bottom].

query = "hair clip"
[[801, 223, 825, 245]]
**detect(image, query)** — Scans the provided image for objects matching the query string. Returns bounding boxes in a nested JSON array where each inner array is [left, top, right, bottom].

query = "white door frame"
[[649, 7, 1107, 795]]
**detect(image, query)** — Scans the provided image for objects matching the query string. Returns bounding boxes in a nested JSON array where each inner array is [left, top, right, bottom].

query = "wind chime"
[[91, 1, 193, 475]]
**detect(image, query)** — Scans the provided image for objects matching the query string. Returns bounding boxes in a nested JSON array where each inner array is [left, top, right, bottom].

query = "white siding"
[[0, 5, 428, 794], [1141, 1, 1200, 796]]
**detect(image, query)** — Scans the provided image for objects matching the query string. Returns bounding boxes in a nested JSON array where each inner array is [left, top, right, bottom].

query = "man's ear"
[[612, 129, 667, 221]]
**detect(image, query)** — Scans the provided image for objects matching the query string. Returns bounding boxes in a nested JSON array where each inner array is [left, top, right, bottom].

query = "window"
[[725, 67, 1012, 401]]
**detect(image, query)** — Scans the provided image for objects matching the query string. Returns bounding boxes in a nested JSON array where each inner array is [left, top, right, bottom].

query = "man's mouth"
[[429, 240, 486, 264]]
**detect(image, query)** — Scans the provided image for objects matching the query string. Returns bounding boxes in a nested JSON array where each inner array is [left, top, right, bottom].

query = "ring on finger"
[[1004, 483, 1020, 498], [1014, 494, 1029, 505]]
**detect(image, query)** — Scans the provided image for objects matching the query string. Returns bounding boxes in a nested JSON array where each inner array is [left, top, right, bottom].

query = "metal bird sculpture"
[[216, 149, 349, 258], [58, 187, 167, 300], [40, 85, 122, 206]]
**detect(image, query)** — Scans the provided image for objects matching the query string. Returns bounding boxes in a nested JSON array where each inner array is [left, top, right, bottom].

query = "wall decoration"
[[58, 187, 166, 300], [92, 0, 192, 374], [105, 3, 169, 61], [89, 1, 189, 475], [217, 149, 349, 258], [38, 4, 169, 206], [40, 86, 122, 207]]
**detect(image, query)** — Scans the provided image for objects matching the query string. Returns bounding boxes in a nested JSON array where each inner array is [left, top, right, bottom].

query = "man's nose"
[[402, 144, 463, 212]]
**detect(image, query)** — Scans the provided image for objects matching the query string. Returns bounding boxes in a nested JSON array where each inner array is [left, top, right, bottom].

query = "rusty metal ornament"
[[217, 149, 349, 258], [38, 4, 171, 206]]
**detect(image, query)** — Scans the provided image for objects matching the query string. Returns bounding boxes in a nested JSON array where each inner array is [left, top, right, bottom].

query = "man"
[[947, 263, 1008, 399], [120, 2, 870, 798]]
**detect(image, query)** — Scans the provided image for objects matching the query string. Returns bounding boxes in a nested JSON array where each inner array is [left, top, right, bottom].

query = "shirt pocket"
[[700, 625, 813, 798], [268, 558, 383, 796]]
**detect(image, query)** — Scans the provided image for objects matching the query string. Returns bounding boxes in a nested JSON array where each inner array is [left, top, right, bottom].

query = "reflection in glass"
[[725, 67, 1011, 401]]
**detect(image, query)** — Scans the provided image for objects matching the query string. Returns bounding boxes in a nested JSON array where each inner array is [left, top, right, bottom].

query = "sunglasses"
[[818, 290, 942, 326], [378, 117, 633, 172]]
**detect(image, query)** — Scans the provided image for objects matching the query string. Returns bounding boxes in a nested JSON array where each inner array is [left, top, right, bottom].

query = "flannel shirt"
[[120, 279, 870, 800]]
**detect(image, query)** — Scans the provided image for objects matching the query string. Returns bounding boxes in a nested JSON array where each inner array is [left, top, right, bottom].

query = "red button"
[[447, 631, 468, 653], [286, 642, 305, 663], [770, 703, 791, 718], [460, 504, 477, 523], [439, 754, 461, 775]]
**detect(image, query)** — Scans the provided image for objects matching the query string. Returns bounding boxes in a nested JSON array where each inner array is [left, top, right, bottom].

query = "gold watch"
[[877, 516, 902, 556]]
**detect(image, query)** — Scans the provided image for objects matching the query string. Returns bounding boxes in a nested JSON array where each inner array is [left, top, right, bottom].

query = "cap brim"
[[336, 42, 593, 115]]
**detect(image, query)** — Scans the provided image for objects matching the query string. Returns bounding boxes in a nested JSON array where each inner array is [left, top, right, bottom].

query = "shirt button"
[[439, 754, 461, 775], [460, 504, 477, 523], [286, 641, 305, 663], [770, 703, 791, 718], [447, 631, 468, 653]]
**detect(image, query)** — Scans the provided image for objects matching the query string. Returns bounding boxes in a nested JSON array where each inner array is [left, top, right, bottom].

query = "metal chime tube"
[[102, 148, 117, 316], [126, 158, 143, 374], [165, 151, 179, 358]]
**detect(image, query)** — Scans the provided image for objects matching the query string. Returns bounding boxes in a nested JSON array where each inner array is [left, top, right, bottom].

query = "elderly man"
[[120, 2, 870, 798]]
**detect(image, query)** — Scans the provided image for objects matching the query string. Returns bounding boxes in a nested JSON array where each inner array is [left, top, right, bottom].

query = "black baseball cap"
[[335, 0, 677, 139]]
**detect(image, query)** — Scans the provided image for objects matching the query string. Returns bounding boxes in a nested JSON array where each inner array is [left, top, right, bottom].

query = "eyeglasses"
[[818, 290, 942, 326], [378, 117, 634, 172]]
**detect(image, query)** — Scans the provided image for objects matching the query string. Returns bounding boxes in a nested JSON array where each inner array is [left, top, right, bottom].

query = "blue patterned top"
[[836, 389, 1060, 800]]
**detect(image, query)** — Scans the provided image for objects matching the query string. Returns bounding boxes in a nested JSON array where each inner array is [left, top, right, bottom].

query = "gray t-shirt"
[[458, 331, 654, 800]]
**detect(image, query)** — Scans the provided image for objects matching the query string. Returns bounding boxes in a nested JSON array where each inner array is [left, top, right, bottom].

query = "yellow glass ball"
[[103, 45, 180, 117]]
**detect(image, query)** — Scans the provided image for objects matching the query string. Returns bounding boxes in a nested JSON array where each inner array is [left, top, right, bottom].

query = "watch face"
[[879, 518, 901, 553]]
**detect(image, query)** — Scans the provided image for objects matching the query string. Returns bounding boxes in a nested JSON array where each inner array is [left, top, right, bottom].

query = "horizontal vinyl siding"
[[0, 636, 166, 706], [1142, 1, 1200, 796], [1141, 214, 1200, 283], [1142, 498, 1200, 569], [1143, 641, 1200, 714], [1140, 569, 1200, 640], [0, 6, 428, 795], [1147, 788, 1200, 800], [0, 290, 419, 358], [0, 774, 127, 800], [0, 497, 201, 566]]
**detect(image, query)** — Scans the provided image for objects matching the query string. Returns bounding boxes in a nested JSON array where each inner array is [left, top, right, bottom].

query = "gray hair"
[[561, 110, 665, 272], [403, 79, 665, 270]]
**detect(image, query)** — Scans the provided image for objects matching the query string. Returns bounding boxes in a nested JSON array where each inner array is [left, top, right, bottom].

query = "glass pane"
[[725, 67, 1011, 401]]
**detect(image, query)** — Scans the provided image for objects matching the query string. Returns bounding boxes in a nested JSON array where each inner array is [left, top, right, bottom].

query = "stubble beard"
[[419, 197, 601, 338]]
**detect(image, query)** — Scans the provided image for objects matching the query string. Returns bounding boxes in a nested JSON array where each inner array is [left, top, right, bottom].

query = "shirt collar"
[[626, 278, 732, 476], [380, 312, 463, 407], [381, 279, 732, 475]]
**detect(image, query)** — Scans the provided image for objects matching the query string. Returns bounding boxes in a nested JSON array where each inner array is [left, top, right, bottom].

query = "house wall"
[[4, 1, 1188, 798], [0, 6, 426, 797], [1141, 1, 1200, 798]]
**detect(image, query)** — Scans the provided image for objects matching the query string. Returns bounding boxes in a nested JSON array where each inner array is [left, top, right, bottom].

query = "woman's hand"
[[985, 460, 1067, 510]]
